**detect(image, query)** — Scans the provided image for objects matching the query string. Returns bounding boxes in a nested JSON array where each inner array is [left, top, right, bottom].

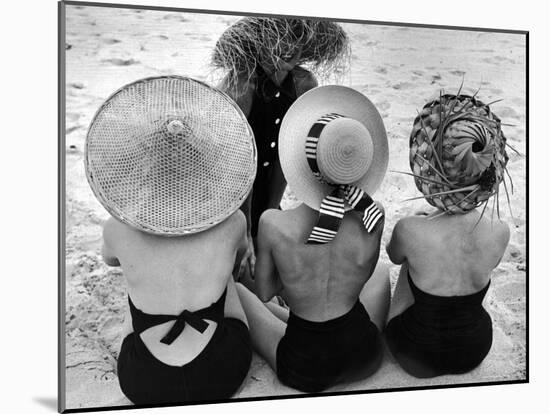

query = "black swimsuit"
[[246, 67, 298, 237], [385, 273, 492, 378], [276, 300, 383, 393], [117, 289, 252, 405]]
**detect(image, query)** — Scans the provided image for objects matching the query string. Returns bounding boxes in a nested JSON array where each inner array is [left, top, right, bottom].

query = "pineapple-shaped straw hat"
[[85, 76, 257, 236], [409, 89, 511, 215]]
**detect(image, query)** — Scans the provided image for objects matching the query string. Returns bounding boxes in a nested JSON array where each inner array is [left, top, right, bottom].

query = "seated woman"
[[384, 93, 511, 378], [211, 17, 350, 279], [85, 76, 256, 405], [236, 86, 390, 392]]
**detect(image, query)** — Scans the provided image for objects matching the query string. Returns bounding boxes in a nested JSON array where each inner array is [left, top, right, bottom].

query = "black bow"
[[160, 310, 210, 345]]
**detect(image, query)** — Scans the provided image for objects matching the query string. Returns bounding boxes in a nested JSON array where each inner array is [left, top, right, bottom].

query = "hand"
[[238, 234, 256, 281]]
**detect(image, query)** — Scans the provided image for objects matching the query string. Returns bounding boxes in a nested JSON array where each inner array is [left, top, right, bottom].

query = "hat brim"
[[279, 85, 388, 210], [85, 75, 257, 236]]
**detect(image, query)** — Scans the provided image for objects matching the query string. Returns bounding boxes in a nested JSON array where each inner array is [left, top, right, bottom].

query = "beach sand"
[[63, 5, 527, 410]]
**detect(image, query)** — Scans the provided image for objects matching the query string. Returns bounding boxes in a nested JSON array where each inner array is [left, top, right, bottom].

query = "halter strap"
[[305, 114, 384, 245], [159, 309, 209, 345], [128, 288, 227, 345]]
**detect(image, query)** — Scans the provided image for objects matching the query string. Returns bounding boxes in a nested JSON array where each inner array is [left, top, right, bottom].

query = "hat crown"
[[316, 117, 373, 185]]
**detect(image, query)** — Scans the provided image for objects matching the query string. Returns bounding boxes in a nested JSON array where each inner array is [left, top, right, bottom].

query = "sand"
[[63, 5, 527, 411]]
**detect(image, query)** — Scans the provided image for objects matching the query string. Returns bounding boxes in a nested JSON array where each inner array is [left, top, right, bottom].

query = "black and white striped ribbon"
[[305, 114, 384, 244], [305, 113, 344, 183], [344, 185, 384, 233]]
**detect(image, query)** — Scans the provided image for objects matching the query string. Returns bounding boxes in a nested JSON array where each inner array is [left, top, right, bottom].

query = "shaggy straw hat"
[[85, 76, 257, 236], [279, 85, 388, 211], [211, 17, 350, 94]]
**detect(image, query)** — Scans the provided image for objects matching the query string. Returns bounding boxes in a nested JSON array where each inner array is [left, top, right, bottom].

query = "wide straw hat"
[[278, 85, 388, 210], [85, 76, 257, 236]]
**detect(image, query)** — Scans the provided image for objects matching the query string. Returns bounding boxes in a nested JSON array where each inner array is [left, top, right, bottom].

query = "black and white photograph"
[[59, 0, 527, 412]]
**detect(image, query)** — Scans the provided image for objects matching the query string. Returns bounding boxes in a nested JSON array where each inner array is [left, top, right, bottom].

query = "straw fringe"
[[211, 17, 350, 95]]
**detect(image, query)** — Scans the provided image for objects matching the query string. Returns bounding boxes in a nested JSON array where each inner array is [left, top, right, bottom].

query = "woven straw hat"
[[279, 85, 388, 210], [85, 76, 257, 236], [409, 93, 509, 214]]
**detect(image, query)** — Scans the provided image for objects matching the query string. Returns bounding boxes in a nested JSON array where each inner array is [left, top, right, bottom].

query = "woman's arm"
[[266, 158, 287, 209], [102, 219, 120, 267], [293, 67, 318, 97], [493, 220, 511, 268], [238, 191, 253, 238], [217, 74, 254, 117], [254, 212, 282, 302], [101, 244, 120, 267], [119, 301, 134, 343], [386, 219, 407, 265], [234, 189, 256, 282], [219, 74, 257, 276], [232, 210, 250, 279]]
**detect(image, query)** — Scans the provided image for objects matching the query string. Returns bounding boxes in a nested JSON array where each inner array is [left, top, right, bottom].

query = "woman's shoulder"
[[292, 65, 314, 78], [258, 208, 286, 234], [189, 210, 247, 249], [217, 209, 247, 233], [391, 214, 423, 234], [103, 216, 127, 244], [387, 214, 435, 251], [218, 73, 257, 115], [219, 71, 257, 90], [292, 66, 318, 96], [402, 209, 510, 248], [259, 205, 308, 241], [476, 214, 511, 249]]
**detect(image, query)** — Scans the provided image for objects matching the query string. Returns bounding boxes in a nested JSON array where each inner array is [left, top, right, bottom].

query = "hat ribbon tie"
[[305, 113, 384, 245]]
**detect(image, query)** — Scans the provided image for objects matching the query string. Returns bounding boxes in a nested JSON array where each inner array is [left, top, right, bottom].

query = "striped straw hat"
[[85, 76, 257, 236], [278, 85, 388, 243]]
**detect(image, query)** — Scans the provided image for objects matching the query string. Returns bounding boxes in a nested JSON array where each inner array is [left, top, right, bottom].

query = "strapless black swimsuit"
[[385, 273, 492, 378], [117, 289, 252, 405], [276, 300, 383, 393]]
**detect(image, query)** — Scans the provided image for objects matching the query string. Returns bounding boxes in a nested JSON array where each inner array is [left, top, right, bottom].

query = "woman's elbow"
[[386, 245, 405, 265], [103, 255, 121, 267], [389, 253, 406, 265], [101, 245, 120, 266]]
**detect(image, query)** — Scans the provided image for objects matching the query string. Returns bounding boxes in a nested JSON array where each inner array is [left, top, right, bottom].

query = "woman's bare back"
[[259, 204, 383, 321], [102, 210, 247, 365], [391, 209, 510, 296]]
